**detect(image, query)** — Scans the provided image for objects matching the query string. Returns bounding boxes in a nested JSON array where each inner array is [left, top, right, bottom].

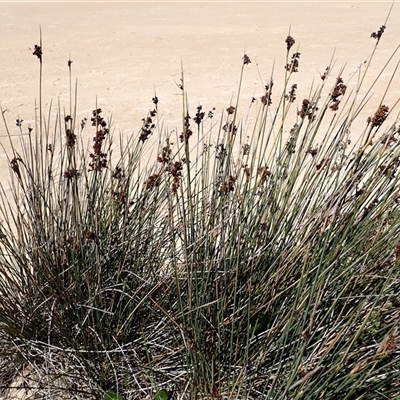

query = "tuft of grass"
[[0, 18, 399, 400]]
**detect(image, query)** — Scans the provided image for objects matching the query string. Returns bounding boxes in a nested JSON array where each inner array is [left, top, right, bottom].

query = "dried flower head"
[[16, 119, 23, 127], [285, 35, 295, 51], [216, 144, 226, 160], [85, 231, 96, 241], [64, 168, 80, 180], [371, 25, 386, 42], [285, 84, 297, 103], [158, 145, 172, 164], [139, 114, 156, 142], [88, 108, 109, 171], [395, 242, 400, 261], [307, 147, 318, 157], [242, 164, 250, 181], [180, 112, 192, 143], [329, 77, 347, 111], [226, 106, 235, 115], [10, 157, 22, 179], [112, 166, 124, 180], [261, 83, 273, 106], [220, 175, 236, 194], [144, 173, 162, 190], [321, 66, 330, 81], [298, 99, 317, 121], [194, 105, 205, 125], [242, 143, 250, 155], [168, 161, 183, 193], [33, 44, 42, 60], [66, 129, 76, 147], [243, 54, 251, 65], [285, 52, 300, 73], [67, 59, 73, 68], [368, 105, 389, 128], [222, 122, 237, 135]]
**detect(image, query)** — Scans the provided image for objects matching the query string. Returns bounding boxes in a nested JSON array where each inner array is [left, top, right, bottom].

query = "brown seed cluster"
[[226, 106, 235, 115], [194, 105, 205, 125], [321, 66, 330, 81], [298, 99, 317, 121], [222, 122, 237, 135], [285, 35, 295, 52], [144, 173, 162, 190], [285, 52, 301, 73], [10, 157, 22, 180], [220, 175, 236, 194], [329, 77, 347, 111], [394, 242, 400, 261], [158, 145, 172, 164], [371, 25, 386, 42], [85, 230, 96, 241], [139, 109, 157, 142], [89, 108, 109, 172], [368, 105, 389, 128], [285, 84, 297, 103], [64, 115, 76, 147], [242, 143, 250, 155], [243, 54, 251, 65], [33, 44, 42, 61], [261, 83, 273, 106], [168, 161, 183, 193], [242, 164, 250, 181], [180, 112, 193, 144], [64, 168, 80, 180]]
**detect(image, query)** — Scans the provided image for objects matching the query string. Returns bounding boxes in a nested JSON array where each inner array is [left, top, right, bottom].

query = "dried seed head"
[[242, 164, 250, 181], [112, 166, 124, 180], [33, 44, 42, 60], [64, 168, 80, 180], [194, 105, 205, 125], [10, 157, 22, 179], [371, 25, 386, 42], [242, 143, 250, 155], [285, 84, 297, 103], [144, 173, 162, 190], [222, 122, 237, 135], [285, 52, 300, 73], [226, 106, 235, 115], [321, 66, 330, 81], [307, 147, 318, 157], [298, 99, 318, 121], [85, 231, 96, 241], [243, 54, 251, 65], [394, 242, 400, 261], [368, 105, 389, 128], [66, 129, 76, 147], [285, 35, 295, 51], [220, 175, 236, 194], [158, 145, 172, 164]]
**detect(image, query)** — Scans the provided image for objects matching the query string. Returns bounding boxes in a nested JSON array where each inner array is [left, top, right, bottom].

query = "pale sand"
[[0, 2, 399, 397], [1, 2, 399, 143]]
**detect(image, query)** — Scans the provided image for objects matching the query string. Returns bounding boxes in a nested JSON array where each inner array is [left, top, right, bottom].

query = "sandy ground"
[[1, 2, 399, 139]]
